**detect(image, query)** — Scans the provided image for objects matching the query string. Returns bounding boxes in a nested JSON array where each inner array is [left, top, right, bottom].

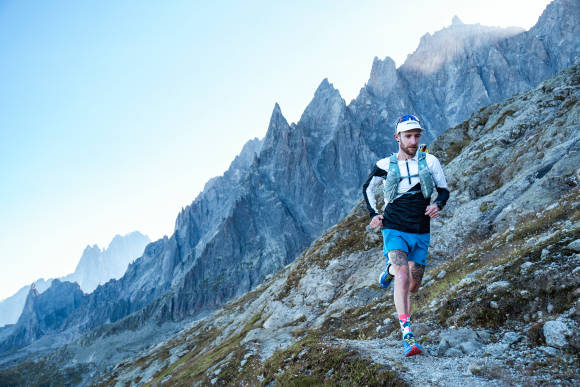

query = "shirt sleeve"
[[362, 164, 387, 218], [427, 154, 450, 209], [428, 155, 449, 190]]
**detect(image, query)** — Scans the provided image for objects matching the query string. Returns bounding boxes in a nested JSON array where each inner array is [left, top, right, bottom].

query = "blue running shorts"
[[381, 228, 430, 266]]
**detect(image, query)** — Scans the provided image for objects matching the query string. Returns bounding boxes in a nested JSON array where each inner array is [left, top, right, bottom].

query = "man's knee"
[[388, 249, 408, 266]]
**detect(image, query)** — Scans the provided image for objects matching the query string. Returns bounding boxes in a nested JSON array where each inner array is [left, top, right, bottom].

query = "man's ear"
[[394, 133, 399, 142]]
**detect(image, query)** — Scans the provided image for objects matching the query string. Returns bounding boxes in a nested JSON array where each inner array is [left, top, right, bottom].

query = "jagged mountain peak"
[[272, 101, 282, 115], [298, 77, 346, 136], [110, 234, 123, 244], [366, 56, 397, 98], [262, 103, 292, 151], [82, 244, 101, 254], [527, 0, 580, 70], [16, 285, 40, 325], [268, 102, 289, 129], [106, 231, 148, 250], [315, 77, 333, 92], [402, 21, 523, 74], [533, 0, 579, 32], [75, 245, 102, 271], [451, 15, 463, 26], [311, 78, 342, 103]]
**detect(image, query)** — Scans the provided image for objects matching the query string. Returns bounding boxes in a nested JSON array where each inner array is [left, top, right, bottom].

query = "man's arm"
[[434, 187, 450, 210], [362, 164, 387, 219], [425, 155, 450, 218], [427, 155, 450, 209]]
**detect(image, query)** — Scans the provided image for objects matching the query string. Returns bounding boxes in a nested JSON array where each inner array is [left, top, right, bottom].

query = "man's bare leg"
[[409, 261, 425, 293], [388, 249, 410, 315], [407, 261, 426, 315], [388, 250, 423, 356]]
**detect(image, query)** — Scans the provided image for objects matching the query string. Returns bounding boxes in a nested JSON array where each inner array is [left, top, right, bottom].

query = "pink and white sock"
[[398, 314, 412, 337]]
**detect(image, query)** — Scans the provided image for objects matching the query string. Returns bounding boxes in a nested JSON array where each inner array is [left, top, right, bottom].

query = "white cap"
[[395, 118, 423, 134]]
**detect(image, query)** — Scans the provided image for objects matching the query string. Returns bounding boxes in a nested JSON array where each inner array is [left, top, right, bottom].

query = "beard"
[[400, 142, 418, 156]]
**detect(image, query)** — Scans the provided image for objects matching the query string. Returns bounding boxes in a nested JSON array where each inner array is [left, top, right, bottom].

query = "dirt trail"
[[337, 338, 509, 386]]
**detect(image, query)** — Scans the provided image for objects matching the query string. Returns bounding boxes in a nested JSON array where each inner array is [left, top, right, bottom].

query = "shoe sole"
[[405, 345, 422, 357]]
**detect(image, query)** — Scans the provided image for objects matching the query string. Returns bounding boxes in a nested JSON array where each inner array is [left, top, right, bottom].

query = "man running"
[[362, 114, 450, 357]]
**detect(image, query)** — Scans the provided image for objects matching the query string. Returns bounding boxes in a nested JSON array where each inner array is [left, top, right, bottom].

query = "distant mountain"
[[61, 231, 151, 293], [0, 0, 578, 379], [0, 231, 150, 327]]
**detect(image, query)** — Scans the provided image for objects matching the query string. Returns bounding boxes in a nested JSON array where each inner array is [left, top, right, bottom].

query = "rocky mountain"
[[0, 0, 578, 381], [0, 279, 51, 329], [5, 61, 577, 385], [0, 232, 149, 328], [353, 0, 579, 154], [0, 281, 87, 354]]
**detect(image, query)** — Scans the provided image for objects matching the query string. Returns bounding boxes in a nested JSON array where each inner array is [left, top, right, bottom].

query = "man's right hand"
[[370, 215, 384, 229]]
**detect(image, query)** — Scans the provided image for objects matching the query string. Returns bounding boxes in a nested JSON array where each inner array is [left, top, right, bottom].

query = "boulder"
[[566, 239, 580, 252], [543, 319, 574, 348], [438, 328, 482, 356]]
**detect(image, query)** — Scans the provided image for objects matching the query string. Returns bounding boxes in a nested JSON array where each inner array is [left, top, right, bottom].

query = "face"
[[395, 129, 422, 156]]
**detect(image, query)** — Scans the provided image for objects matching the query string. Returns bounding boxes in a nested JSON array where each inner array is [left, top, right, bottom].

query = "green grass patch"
[[262, 333, 405, 386], [445, 138, 472, 163], [144, 313, 264, 385]]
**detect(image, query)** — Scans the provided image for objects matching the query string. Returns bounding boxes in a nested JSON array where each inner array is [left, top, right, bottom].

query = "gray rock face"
[[352, 0, 579, 153], [543, 318, 575, 348], [438, 328, 482, 356], [0, 278, 51, 328], [1, 0, 578, 371], [428, 62, 580, 257], [0, 281, 87, 352], [567, 238, 580, 252], [486, 281, 511, 293]]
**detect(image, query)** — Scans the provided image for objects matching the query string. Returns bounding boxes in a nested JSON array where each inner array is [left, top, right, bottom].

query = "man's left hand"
[[425, 204, 440, 218]]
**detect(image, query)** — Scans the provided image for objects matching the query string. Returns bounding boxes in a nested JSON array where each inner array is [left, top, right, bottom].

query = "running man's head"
[[394, 114, 423, 156]]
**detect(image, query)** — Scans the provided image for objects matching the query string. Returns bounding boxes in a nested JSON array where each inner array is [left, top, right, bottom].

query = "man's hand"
[[425, 204, 440, 218], [370, 214, 384, 228]]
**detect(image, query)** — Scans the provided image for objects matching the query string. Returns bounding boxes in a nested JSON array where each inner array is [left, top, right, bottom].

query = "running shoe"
[[379, 264, 394, 289], [403, 333, 423, 357]]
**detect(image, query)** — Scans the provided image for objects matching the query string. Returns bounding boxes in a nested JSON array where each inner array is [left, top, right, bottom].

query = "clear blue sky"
[[0, 0, 551, 300]]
